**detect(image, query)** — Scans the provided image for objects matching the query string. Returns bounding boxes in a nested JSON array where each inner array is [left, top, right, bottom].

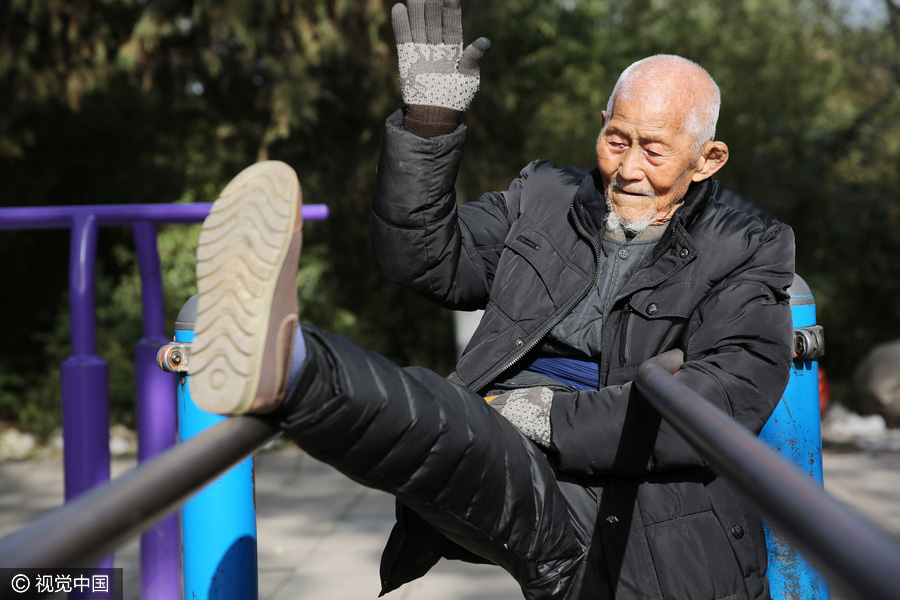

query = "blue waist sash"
[[525, 356, 599, 391]]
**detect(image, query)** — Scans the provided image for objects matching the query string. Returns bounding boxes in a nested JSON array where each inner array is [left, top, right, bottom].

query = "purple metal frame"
[[0, 202, 328, 599]]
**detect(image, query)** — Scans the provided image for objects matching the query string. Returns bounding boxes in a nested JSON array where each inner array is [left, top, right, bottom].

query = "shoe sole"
[[190, 161, 303, 414]]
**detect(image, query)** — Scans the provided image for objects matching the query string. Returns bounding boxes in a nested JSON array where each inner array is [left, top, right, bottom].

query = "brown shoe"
[[190, 161, 303, 414]]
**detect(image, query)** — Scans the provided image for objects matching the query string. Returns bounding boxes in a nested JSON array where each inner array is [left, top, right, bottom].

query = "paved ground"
[[0, 443, 898, 599]]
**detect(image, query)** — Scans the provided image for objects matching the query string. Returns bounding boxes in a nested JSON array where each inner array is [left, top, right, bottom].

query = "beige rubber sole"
[[190, 161, 303, 414]]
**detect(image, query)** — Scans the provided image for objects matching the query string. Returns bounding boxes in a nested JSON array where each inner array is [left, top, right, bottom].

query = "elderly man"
[[187, 1, 794, 598]]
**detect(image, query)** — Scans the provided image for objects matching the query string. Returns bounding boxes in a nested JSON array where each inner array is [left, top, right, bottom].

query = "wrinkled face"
[[596, 95, 703, 226]]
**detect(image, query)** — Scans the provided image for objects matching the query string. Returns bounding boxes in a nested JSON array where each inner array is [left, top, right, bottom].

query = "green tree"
[[3, 0, 900, 434], [0, 0, 458, 435]]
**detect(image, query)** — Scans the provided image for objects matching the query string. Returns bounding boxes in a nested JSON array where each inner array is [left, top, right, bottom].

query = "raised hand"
[[391, 0, 491, 112]]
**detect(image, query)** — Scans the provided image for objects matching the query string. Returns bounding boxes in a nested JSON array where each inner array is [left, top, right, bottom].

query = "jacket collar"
[[570, 169, 609, 239], [619, 179, 718, 297], [672, 178, 716, 231], [572, 170, 719, 296]]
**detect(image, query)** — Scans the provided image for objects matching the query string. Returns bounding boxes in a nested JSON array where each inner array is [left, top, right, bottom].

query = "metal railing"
[[3, 350, 898, 599], [0, 415, 278, 569], [636, 358, 900, 600]]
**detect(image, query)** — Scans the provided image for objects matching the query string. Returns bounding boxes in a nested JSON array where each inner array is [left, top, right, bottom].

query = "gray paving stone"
[[821, 451, 900, 535]]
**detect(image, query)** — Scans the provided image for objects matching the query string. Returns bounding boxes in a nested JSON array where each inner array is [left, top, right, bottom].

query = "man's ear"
[[601, 110, 607, 127], [692, 141, 729, 182]]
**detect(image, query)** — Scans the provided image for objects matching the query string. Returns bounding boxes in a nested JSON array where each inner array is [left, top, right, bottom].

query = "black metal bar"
[[4, 356, 899, 600], [635, 361, 900, 600], [0, 415, 279, 569]]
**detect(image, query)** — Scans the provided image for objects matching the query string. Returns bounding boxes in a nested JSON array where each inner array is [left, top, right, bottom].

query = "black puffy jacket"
[[371, 110, 795, 599]]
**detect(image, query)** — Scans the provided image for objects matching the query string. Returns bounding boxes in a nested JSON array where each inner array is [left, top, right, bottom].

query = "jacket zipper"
[[618, 305, 634, 364], [471, 204, 601, 393]]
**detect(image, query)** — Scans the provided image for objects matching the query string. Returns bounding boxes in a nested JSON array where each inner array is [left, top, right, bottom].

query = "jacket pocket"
[[489, 222, 556, 324], [645, 510, 748, 600], [454, 302, 526, 388], [493, 219, 589, 315], [619, 279, 710, 365]]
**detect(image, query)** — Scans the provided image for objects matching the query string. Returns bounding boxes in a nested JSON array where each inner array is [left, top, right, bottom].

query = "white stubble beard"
[[604, 179, 656, 235]]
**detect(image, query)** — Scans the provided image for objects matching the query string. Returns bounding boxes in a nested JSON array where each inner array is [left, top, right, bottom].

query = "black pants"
[[274, 326, 612, 599]]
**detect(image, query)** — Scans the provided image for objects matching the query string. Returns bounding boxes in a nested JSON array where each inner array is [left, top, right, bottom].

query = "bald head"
[[606, 55, 721, 153], [595, 55, 730, 231]]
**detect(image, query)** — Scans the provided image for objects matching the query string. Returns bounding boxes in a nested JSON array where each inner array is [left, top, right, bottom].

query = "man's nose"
[[617, 147, 644, 181]]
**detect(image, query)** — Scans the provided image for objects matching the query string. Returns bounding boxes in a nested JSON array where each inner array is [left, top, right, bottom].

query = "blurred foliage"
[[1, 0, 899, 434]]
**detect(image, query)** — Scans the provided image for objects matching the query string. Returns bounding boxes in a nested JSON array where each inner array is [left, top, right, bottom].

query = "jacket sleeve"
[[371, 109, 531, 310], [550, 223, 796, 476]]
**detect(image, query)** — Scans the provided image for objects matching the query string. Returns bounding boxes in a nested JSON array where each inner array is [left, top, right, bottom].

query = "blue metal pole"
[[175, 296, 259, 600], [759, 274, 829, 599]]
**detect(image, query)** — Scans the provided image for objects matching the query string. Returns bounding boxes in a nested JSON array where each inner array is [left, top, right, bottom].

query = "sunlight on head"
[[606, 55, 721, 154]]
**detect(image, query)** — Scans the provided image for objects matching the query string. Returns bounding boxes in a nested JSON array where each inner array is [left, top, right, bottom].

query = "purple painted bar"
[[1, 200, 328, 589], [133, 222, 181, 600], [0, 203, 329, 230], [61, 214, 113, 572], [68, 214, 99, 356], [134, 222, 166, 336], [134, 342, 180, 597]]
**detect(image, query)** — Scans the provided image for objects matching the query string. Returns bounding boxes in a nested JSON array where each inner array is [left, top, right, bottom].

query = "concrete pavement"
[[0, 443, 898, 599]]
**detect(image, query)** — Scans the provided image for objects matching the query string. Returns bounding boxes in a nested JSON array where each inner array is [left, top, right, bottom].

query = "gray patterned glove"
[[487, 387, 554, 448], [391, 0, 491, 113]]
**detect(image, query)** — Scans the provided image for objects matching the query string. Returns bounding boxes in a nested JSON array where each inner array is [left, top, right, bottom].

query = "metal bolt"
[[157, 342, 192, 373], [793, 326, 825, 359]]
